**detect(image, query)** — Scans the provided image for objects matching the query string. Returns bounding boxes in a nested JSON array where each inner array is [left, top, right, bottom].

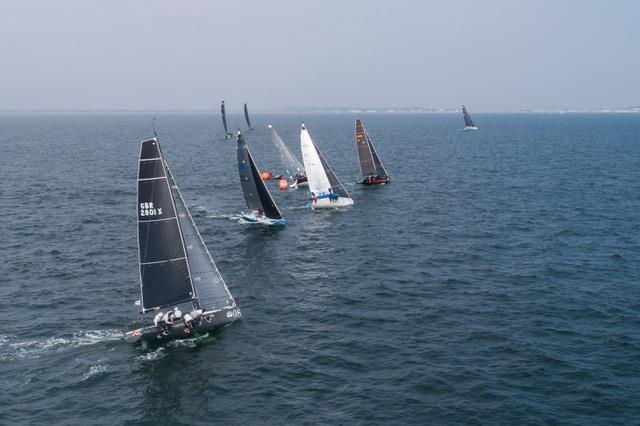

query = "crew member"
[[153, 312, 164, 328]]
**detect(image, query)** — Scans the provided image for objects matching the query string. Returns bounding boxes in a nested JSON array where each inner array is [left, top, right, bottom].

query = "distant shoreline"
[[0, 108, 639, 115]]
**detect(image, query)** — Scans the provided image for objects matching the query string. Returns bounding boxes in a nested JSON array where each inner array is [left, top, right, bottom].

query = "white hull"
[[239, 212, 287, 225], [464, 126, 478, 131], [310, 196, 354, 209], [290, 181, 309, 188]]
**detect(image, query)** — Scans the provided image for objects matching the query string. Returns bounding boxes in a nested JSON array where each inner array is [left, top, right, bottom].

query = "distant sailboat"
[[244, 103, 254, 131], [268, 124, 308, 188], [237, 131, 287, 225], [462, 105, 478, 131], [221, 100, 232, 139], [124, 136, 241, 344], [355, 119, 390, 185], [300, 123, 354, 208]]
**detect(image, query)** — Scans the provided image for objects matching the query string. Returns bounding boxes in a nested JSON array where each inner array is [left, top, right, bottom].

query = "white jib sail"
[[300, 125, 332, 197]]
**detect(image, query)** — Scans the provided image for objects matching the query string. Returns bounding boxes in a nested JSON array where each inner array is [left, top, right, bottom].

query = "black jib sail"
[[462, 105, 476, 128], [237, 132, 283, 219], [244, 103, 253, 130], [221, 100, 231, 138], [355, 119, 389, 179], [137, 138, 196, 311], [167, 165, 235, 311]]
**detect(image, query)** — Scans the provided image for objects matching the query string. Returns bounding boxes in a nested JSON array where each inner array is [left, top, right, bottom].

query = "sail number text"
[[140, 202, 163, 217]]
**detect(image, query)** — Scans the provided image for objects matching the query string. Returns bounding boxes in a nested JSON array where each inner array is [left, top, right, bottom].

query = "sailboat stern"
[[309, 194, 354, 209], [124, 305, 242, 344]]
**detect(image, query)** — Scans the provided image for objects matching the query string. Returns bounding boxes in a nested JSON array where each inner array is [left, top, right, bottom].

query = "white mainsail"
[[300, 124, 353, 208]]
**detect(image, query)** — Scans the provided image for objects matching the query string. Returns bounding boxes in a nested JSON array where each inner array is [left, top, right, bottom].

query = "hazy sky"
[[1, 0, 638, 111]]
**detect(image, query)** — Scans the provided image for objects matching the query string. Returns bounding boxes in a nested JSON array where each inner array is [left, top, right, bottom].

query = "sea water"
[[1, 112, 639, 424]]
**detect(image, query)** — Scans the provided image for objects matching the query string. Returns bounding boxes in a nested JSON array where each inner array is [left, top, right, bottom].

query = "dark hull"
[[123, 305, 241, 344], [359, 176, 390, 185]]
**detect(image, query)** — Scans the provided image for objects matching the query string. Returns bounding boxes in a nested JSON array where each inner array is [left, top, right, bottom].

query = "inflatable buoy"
[[278, 179, 289, 190], [261, 172, 271, 181]]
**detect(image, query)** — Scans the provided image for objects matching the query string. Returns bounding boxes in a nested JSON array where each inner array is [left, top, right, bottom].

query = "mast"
[[137, 137, 197, 312], [244, 103, 253, 130], [237, 131, 283, 219], [269, 124, 305, 182], [221, 101, 230, 136]]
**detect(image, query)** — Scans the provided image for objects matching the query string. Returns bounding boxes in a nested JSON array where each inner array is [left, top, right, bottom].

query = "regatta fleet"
[[127, 102, 478, 344]]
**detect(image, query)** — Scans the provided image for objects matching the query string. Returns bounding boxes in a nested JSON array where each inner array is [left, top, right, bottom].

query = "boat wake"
[[134, 332, 211, 362], [205, 212, 238, 220], [81, 363, 108, 382], [0, 329, 122, 362]]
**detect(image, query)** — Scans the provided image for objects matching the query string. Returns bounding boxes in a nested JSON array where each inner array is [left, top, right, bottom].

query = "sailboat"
[[221, 100, 233, 139], [268, 124, 308, 188], [462, 105, 478, 131], [300, 123, 354, 208], [244, 103, 254, 131], [355, 119, 390, 185], [124, 136, 241, 344], [236, 131, 287, 225]]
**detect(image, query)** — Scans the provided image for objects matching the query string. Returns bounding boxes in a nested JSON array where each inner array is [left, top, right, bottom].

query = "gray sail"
[[244, 103, 253, 130], [137, 138, 196, 312], [355, 119, 376, 176], [221, 101, 230, 136], [462, 105, 476, 128], [166, 167, 235, 311], [237, 132, 283, 219], [355, 119, 389, 179], [369, 137, 389, 179], [269, 124, 305, 182]]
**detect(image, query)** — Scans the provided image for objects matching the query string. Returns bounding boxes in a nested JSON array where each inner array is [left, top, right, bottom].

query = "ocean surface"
[[1, 112, 639, 424]]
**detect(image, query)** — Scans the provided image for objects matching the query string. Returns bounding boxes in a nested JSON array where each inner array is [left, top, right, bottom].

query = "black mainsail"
[[244, 103, 253, 130], [237, 131, 283, 219], [462, 105, 477, 128], [355, 119, 390, 183], [221, 100, 231, 138], [137, 137, 236, 312]]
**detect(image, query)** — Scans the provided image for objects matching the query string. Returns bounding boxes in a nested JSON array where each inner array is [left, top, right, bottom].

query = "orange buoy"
[[261, 171, 271, 181], [278, 179, 289, 190]]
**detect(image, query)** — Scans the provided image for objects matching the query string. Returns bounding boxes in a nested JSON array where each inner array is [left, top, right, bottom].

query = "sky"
[[1, 0, 639, 111]]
